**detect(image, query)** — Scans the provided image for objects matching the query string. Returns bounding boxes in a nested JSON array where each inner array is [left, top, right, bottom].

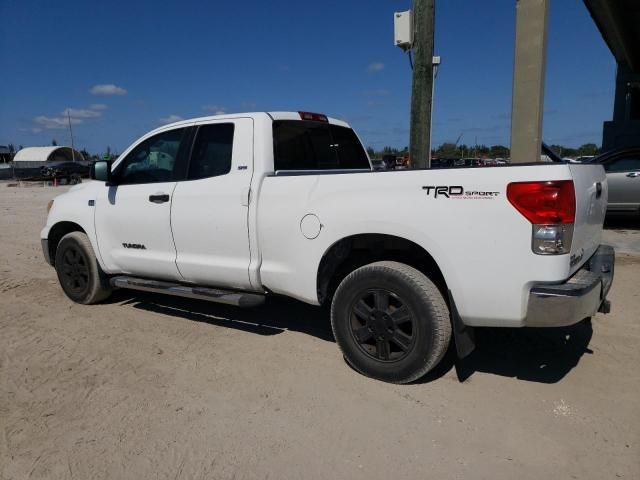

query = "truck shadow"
[[108, 289, 335, 341], [451, 320, 594, 384], [107, 290, 593, 385]]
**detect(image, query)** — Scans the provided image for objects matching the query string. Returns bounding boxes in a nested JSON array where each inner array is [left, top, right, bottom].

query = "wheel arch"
[[316, 233, 448, 305], [47, 221, 87, 266]]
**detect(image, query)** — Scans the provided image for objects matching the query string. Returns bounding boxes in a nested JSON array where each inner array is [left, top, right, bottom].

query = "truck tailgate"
[[569, 164, 608, 274]]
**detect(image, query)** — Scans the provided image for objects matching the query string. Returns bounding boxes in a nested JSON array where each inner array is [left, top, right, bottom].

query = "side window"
[[114, 128, 186, 184], [273, 121, 369, 171], [604, 157, 640, 172], [273, 121, 339, 171], [329, 125, 370, 169], [187, 123, 234, 180]]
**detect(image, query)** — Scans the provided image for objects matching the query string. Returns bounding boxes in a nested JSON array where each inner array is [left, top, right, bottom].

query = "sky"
[[0, 0, 616, 154]]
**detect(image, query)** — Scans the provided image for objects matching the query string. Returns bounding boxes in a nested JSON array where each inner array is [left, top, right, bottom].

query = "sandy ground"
[[1, 183, 639, 480]]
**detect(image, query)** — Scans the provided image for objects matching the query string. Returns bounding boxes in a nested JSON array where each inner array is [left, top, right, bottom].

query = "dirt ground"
[[1, 183, 639, 480]]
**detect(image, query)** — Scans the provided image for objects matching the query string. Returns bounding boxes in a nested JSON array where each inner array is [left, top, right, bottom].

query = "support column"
[[510, 0, 549, 163]]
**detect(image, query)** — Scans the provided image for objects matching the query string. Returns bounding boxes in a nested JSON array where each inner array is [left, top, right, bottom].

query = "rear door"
[[171, 118, 254, 290], [602, 155, 640, 212], [95, 126, 191, 280]]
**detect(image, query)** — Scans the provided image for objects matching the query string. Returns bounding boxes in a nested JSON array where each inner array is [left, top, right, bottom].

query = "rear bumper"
[[525, 245, 614, 327]]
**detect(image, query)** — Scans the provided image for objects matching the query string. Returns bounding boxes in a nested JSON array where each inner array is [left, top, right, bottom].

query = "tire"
[[54, 231, 112, 304], [331, 261, 451, 384]]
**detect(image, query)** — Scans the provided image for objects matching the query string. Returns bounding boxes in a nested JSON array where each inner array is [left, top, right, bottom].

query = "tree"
[[366, 146, 375, 157], [577, 143, 599, 156], [489, 145, 510, 158], [435, 142, 459, 157], [51, 139, 58, 146], [7, 143, 15, 153], [80, 149, 91, 160]]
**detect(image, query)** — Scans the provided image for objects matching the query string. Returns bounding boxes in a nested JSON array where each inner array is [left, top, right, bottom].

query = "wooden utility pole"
[[409, 0, 435, 169]]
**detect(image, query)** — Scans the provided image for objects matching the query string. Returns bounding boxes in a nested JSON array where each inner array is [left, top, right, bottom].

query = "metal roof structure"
[[12, 146, 85, 163]]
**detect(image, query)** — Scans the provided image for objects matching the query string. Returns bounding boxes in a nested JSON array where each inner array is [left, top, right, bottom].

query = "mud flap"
[[448, 290, 475, 359]]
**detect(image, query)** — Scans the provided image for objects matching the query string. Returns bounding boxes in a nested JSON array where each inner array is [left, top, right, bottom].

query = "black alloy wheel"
[[349, 289, 415, 362], [58, 245, 90, 296]]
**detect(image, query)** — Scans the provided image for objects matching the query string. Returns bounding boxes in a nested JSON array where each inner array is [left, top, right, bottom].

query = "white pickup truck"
[[41, 111, 615, 383]]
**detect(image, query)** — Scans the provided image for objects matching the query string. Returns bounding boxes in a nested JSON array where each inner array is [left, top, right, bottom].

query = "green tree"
[[51, 139, 58, 146], [489, 145, 510, 158], [366, 146, 375, 157], [577, 143, 599, 156], [435, 142, 459, 157]]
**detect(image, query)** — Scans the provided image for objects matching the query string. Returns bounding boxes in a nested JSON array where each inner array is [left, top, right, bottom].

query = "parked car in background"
[[370, 159, 386, 171], [589, 147, 640, 215], [576, 155, 596, 163], [382, 154, 397, 170], [41, 162, 92, 178]]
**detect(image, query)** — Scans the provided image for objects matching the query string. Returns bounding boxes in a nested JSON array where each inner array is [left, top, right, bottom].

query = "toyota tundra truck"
[[41, 111, 615, 383]]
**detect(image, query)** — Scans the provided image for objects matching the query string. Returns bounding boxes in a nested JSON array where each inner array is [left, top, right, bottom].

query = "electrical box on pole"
[[394, 10, 413, 50]]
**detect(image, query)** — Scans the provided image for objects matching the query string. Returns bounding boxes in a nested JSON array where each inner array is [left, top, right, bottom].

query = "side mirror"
[[92, 161, 112, 183]]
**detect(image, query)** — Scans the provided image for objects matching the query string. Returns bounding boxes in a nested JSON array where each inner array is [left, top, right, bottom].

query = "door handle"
[[626, 172, 640, 178], [149, 193, 170, 203]]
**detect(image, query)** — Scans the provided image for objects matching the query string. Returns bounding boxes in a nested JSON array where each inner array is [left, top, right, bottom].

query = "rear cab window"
[[273, 120, 370, 172]]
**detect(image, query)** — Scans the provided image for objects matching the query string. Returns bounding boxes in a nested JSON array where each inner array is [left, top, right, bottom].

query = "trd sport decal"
[[422, 186, 500, 199]]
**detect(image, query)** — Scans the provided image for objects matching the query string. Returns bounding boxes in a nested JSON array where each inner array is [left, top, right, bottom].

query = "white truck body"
[[41, 112, 614, 381]]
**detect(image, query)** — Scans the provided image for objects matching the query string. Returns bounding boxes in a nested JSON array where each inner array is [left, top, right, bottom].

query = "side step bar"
[[110, 276, 266, 308]]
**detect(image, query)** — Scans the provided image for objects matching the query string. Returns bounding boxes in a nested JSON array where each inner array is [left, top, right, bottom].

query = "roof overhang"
[[584, 0, 640, 73]]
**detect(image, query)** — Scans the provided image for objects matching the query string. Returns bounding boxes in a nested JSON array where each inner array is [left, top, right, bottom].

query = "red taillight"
[[298, 111, 328, 122], [507, 180, 575, 224]]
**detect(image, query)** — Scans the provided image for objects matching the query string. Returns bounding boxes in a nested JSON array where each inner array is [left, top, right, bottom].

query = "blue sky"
[[0, 0, 616, 154]]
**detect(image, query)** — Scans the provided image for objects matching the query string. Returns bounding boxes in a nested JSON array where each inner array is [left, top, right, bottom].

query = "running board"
[[110, 276, 265, 308]]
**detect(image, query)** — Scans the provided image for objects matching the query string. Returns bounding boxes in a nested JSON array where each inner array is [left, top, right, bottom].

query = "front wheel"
[[331, 261, 451, 384], [54, 231, 112, 304]]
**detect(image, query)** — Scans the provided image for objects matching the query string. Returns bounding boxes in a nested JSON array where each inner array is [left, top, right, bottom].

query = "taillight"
[[298, 111, 328, 122], [507, 180, 576, 255], [507, 181, 575, 224]]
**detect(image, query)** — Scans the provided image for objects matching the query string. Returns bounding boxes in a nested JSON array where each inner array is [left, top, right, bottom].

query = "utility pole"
[[409, 0, 435, 169], [67, 109, 76, 162]]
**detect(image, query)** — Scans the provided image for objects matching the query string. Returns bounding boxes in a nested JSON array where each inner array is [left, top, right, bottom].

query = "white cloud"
[[202, 105, 227, 115], [158, 114, 184, 125], [62, 107, 102, 119], [34, 115, 83, 129], [366, 62, 385, 73], [89, 84, 127, 95], [90, 103, 108, 110]]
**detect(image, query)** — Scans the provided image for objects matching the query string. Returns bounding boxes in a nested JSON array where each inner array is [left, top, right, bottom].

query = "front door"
[[171, 118, 254, 290], [95, 126, 190, 280]]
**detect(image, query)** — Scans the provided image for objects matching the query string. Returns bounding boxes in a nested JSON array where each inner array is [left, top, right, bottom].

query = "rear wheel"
[[331, 261, 451, 383], [54, 232, 111, 304]]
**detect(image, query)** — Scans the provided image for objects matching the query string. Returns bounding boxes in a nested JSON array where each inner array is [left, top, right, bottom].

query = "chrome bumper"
[[525, 245, 614, 327]]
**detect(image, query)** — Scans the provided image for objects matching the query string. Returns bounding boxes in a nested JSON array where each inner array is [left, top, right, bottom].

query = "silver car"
[[591, 147, 640, 215]]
